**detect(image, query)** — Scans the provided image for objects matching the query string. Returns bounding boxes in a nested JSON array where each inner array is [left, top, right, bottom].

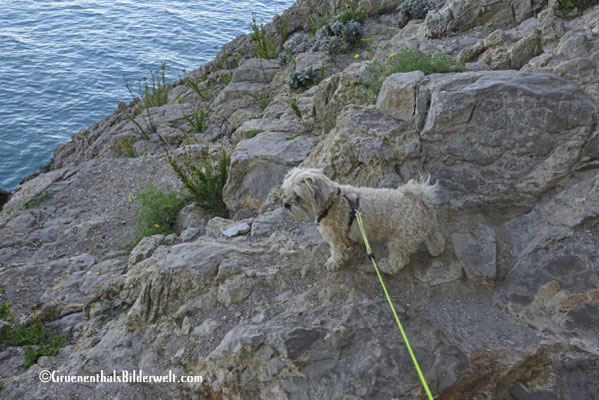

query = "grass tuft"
[[362, 48, 464, 103], [118, 136, 135, 157], [184, 109, 209, 134], [250, 13, 279, 59], [124, 62, 171, 138], [248, 129, 262, 138], [186, 78, 214, 102], [24, 191, 52, 209], [133, 185, 185, 241], [0, 301, 14, 323], [290, 97, 302, 119], [167, 149, 229, 218], [0, 302, 66, 368]]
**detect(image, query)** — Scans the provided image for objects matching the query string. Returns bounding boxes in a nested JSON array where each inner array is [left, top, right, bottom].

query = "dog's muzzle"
[[284, 203, 291, 210]]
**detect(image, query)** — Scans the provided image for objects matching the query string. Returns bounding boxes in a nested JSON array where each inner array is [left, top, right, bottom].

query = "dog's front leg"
[[324, 239, 350, 271]]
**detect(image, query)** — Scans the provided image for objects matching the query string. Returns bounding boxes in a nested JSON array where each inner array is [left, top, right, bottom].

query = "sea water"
[[0, 0, 294, 191]]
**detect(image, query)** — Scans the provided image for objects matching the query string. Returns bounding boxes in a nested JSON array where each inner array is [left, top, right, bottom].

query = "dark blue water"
[[0, 0, 294, 191]]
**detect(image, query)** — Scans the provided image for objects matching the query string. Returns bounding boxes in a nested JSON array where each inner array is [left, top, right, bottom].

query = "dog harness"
[[316, 188, 360, 232], [316, 188, 340, 224], [343, 193, 360, 232]]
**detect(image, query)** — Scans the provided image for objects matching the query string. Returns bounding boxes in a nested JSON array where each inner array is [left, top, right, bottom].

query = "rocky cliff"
[[1, 0, 598, 398]]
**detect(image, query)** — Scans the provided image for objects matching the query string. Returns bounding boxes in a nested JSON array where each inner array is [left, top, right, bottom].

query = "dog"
[[281, 168, 445, 273]]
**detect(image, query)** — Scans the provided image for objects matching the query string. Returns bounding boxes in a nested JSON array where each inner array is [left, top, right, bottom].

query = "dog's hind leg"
[[381, 239, 410, 274], [425, 225, 445, 257]]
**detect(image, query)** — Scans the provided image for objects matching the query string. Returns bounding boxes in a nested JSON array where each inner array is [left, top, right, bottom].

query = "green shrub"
[[167, 150, 229, 218], [24, 335, 66, 367], [250, 13, 279, 59], [0, 302, 66, 368], [363, 48, 464, 103], [397, 0, 438, 21], [9, 322, 45, 346], [338, 0, 368, 23], [118, 136, 135, 157], [133, 185, 185, 241], [286, 67, 315, 89], [558, 0, 575, 11], [290, 97, 302, 119], [0, 302, 14, 323], [184, 109, 209, 133]]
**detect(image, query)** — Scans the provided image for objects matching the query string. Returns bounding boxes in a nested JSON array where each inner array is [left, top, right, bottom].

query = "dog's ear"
[[310, 173, 331, 206]]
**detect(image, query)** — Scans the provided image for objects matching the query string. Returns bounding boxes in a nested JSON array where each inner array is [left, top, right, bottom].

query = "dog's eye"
[[296, 195, 301, 203]]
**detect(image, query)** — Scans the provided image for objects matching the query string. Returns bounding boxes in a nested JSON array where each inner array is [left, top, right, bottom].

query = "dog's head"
[[281, 168, 335, 220]]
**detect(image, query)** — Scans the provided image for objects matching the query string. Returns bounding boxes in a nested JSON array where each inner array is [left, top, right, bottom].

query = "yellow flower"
[[154, 224, 160, 228], [354, 53, 360, 59], [389, 52, 396, 57], [360, 104, 364, 108], [128, 195, 132, 200], [96, 272, 100, 276]]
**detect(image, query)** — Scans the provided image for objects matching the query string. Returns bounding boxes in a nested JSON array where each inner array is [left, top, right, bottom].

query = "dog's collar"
[[317, 188, 341, 224]]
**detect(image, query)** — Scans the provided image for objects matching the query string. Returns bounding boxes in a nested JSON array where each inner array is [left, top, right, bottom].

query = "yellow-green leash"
[[354, 210, 434, 400]]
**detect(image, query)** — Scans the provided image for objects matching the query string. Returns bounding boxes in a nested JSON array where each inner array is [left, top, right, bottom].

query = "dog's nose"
[[284, 203, 291, 209]]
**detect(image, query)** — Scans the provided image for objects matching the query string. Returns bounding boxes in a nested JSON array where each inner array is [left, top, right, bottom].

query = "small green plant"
[[24, 191, 52, 209], [397, 0, 438, 21], [286, 67, 315, 89], [126, 110, 155, 139], [124, 63, 171, 139], [322, 112, 335, 133], [186, 78, 214, 102], [338, 0, 368, 23], [118, 136, 135, 157], [184, 109, 209, 133], [377, 2, 389, 15], [255, 91, 270, 110], [290, 97, 302, 119], [24, 334, 66, 367], [133, 185, 185, 242], [250, 13, 279, 60], [220, 73, 232, 85], [362, 48, 464, 103], [0, 301, 14, 323], [307, 1, 334, 34], [9, 322, 45, 346], [558, 0, 575, 12], [278, 15, 290, 41], [125, 62, 170, 110], [167, 149, 230, 218], [361, 37, 376, 52], [0, 301, 66, 368], [217, 54, 230, 70], [248, 129, 262, 138]]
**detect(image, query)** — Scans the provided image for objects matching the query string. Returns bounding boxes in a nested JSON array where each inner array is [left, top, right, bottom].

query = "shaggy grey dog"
[[281, 168, 445, 273]]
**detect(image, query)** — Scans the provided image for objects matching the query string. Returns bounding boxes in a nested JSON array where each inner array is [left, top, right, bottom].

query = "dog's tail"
[[399, 173, 439, 209]]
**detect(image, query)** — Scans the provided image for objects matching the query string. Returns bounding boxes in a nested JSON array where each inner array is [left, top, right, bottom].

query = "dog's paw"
[[378, 257, 404, 274], [325, 257, 342, 271]]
